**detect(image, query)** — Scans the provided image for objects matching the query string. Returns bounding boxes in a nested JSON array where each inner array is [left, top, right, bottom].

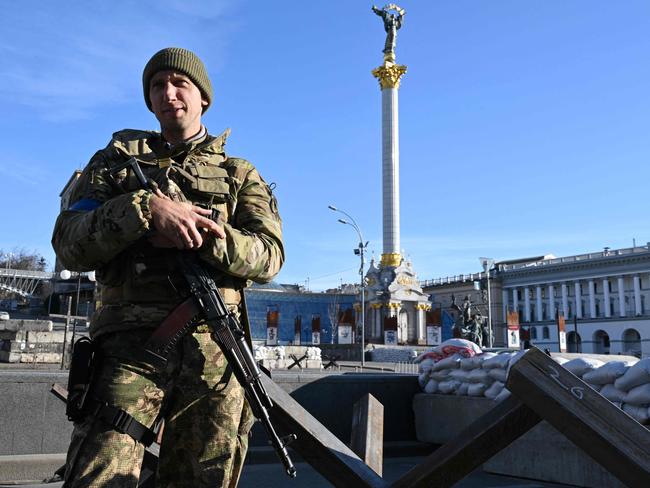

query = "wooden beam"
[[350, 393, 384, 476], [506, 347, 650, 487], [261, 374, 387, 487], [390, 395, 541, 488]]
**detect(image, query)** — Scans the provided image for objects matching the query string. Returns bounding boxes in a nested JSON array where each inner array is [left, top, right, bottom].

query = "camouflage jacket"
[[52, 128, 284, 337]]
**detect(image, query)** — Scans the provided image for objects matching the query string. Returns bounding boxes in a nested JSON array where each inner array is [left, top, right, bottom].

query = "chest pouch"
[[175, 163, 234, 219]]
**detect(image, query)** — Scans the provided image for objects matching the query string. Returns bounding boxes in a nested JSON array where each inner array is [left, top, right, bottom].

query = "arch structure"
[[622, 328, 641, 357], [593, 330, 610, 354], [567, 331, 582, 353], [0, 268, 53, 298]]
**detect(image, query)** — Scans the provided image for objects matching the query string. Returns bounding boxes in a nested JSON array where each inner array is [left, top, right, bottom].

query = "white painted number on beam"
[[547, 366, 585, 400]]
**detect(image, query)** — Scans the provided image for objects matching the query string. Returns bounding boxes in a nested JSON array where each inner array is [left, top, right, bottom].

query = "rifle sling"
[[144, 297, 201, 360]]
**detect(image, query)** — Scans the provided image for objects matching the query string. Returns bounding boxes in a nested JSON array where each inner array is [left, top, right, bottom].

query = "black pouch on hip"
[[66, 336, 95, 422]]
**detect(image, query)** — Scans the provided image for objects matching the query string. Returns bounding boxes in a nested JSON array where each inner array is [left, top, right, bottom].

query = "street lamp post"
[[329, 205, 368, 366], [480, 257, 495, 348]]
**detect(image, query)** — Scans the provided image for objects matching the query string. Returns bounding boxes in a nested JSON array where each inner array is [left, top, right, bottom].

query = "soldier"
[[52, 47, 284, 487]]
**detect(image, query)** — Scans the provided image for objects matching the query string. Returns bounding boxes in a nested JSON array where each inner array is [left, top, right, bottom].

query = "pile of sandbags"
[[417, 340, 649, 424], [583, 358, 649, 423], [253, 345, 286, 360], [416, 338, 512, 402], [306, 346, 322, 360]]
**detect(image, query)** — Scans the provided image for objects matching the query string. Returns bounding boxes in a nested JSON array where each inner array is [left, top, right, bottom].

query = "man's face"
[[149, 70, 208, 138]]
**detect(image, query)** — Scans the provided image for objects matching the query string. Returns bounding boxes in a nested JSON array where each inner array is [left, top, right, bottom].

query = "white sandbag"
[[623, 384, 650, 406], [460, 356, 481, 371], [563, 358, 604, 378], [449, 369, 471, 382], [418, 372, 429, 389], [415, 350, 440, 363], [424, 379, 438, 394], [582, 360, 636, 385], [432, 353, 462, 372], [274, 346, 286, 359], [306, 347, 321, 359], [253, 345, 270, 360], [455, 383, 470, 396], [482, 352, 515, 370], [416, 338, 482, 363], [494, 388, 511, 403], [438, 338, 483, 358], [484, 381, 505, 399], [418, 358, 435, 375], [460, 352, 497, 370], [622, 403, 650, 424], [488, 368, 508, 383], [438, 380, 461, 394], [467, 369, 492, 384], [600, 384, 627, 403], [467, 383, 488, 396], [615, 359, 650, 392], [430, 370, 451, 381], [553, 356, 569, 365]]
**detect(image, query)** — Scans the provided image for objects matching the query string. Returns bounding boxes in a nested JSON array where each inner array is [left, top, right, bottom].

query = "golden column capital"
[[372, 61, 407, 90], [380, 252, 402, 268]]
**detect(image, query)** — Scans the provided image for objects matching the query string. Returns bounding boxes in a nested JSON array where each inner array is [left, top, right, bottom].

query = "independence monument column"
[[366, 5, 431, 345], [371, 4, 407, 268]]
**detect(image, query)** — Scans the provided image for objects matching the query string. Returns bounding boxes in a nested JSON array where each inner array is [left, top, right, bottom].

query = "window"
[[531, 327, 538, 340], [542, 326, 550, 339], [593, 282, 598, 294]]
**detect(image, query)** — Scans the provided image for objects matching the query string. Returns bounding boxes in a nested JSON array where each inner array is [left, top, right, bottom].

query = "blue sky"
[[2, 1, 650, 290]]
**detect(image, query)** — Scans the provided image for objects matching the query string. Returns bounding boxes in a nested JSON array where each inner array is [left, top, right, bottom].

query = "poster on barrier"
[[557, 313, 567, 352], [507, 328, 520, 348], [385, 330, 397, 345], [312, 331, 321, 345], [506, 311, 520, 349], [266, 305, 279, 345], [338, 324, 352, 344], [426, 325, 441, 346], [266, 327, 277, 345]]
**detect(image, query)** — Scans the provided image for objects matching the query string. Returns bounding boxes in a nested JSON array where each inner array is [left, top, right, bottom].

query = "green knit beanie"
[[142, 47, 213, 113]]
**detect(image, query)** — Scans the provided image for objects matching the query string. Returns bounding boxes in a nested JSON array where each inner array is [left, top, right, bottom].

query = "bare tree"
[[0, 248, 48, 271], [327, 291, 341, 344]]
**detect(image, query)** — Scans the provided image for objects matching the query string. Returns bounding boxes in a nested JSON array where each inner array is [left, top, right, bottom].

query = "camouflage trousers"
[[63, 328, 254, 488]]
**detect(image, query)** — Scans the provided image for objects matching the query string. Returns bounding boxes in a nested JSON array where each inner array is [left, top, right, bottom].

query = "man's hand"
[[148, 190, 225, 249]]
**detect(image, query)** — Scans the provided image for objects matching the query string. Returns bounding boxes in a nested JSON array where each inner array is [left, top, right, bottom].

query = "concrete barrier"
[[0, 369, 422, 456], [0, 371, 71, 456], [0, 321, 64, 364]]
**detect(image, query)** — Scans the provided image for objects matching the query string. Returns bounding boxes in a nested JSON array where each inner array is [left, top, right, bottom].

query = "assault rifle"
[[144, 253, 297, 478], [105, 157, 297, 478]]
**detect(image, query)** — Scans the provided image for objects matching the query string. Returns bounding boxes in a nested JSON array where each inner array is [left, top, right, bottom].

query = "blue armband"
[[69, 199, 102, 211]]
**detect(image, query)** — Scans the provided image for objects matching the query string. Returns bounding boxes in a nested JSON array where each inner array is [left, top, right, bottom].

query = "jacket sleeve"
[[51, 152, 153, 271], [199, 162, 284, 284]]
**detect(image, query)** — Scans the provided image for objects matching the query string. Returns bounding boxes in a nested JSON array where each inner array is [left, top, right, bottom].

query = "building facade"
[[499, 247, 650, 357], [422, 246, 650, 358]]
